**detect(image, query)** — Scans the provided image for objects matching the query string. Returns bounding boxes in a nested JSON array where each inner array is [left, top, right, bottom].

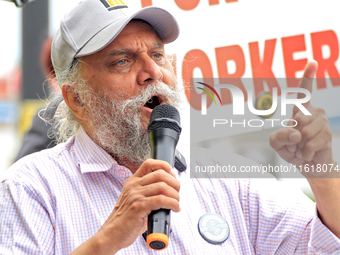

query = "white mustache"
[[120, 81, 181, 112]]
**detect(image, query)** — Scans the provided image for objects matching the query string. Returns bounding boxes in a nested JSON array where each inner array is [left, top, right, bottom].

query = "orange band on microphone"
[[147, 233, 169, 250]]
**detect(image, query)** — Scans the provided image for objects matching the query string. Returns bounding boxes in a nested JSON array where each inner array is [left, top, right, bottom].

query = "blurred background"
[[0, 0, 81, 176], [1, 0, 340, 201]]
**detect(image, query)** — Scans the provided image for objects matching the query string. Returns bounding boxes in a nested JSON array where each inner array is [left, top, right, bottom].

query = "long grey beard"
[[86, 82, 182, 166]]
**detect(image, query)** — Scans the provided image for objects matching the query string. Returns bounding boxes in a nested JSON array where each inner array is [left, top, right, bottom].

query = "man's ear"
[[62, 84, 87, 120]]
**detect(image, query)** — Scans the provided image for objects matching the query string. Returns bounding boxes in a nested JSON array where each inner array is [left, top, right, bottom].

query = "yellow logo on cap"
[[100, 0, 127, 11]]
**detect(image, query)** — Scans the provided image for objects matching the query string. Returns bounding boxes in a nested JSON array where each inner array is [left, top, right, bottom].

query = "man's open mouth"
[[144, 95, 163, 110]]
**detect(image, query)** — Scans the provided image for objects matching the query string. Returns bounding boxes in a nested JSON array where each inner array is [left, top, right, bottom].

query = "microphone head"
[[148, 105, 181, 134]]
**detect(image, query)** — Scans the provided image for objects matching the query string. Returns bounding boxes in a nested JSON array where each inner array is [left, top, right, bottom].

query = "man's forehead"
[[107, 41, 164, 54]]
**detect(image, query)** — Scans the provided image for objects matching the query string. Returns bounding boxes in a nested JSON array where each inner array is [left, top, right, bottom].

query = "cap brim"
[[76, 6, 179, 58]]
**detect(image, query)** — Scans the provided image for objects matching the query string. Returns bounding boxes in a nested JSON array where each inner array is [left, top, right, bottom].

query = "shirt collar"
[[74, 127, 130, 176]]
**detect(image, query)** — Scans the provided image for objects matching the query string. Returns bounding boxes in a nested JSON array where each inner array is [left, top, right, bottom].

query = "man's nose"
[[137, 54, 163, 86]]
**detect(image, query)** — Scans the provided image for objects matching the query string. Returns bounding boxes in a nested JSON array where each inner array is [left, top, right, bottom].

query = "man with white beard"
[[1, 0, 340, 254]]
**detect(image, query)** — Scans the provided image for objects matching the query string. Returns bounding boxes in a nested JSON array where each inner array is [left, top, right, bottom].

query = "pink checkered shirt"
[[1, 127, 339, 254]]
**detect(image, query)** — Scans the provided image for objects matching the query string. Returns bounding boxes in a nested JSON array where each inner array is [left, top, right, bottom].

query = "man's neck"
[[114, 157, 141, 174]]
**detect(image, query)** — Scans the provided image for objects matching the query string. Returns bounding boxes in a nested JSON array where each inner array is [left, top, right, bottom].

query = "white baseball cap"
[[51, 0, 179, 76]]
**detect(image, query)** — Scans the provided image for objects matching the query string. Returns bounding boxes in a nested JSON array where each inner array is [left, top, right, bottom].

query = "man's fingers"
[[139, 170, 180, 192], [293, 110, 315, 130], [134, 159, 173, 178], [146, 195, 181, 213], [303, 60, 318, 79], [287, 145, 297, 153], [269, 128, 301, 151], [297, 60, 317, 100], [122, 159, 181, 214], [297, 115, 324, 151], [292, 60, 316, 115], [300, 136, 328, 162], [125, 195, 180, 218], [123, 181, 180, 213], [142, 182, 180, 203]]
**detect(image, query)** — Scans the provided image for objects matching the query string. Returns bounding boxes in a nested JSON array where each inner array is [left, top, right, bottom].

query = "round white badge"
[[198, 213, 230, 244]]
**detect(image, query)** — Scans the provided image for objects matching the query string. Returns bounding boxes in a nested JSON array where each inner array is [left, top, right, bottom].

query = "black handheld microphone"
[[146, 104, 181, 251]]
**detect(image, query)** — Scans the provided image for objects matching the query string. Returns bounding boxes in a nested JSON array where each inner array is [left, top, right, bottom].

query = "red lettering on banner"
[[141, 0, 238, 8], [181, 30, 339, 108], [249, 39, 281, 96], [311, 30, 340, 88], [174, 0, 199, 10], [141, 0, 152, 7], [282, 34, 308, 87], [209, 0, 220, 5], [182, 49, 214, 110], [215, 45, 247, 104]]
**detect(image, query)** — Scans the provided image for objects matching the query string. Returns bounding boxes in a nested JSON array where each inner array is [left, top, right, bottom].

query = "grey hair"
[[44, 59, 88, 144]]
